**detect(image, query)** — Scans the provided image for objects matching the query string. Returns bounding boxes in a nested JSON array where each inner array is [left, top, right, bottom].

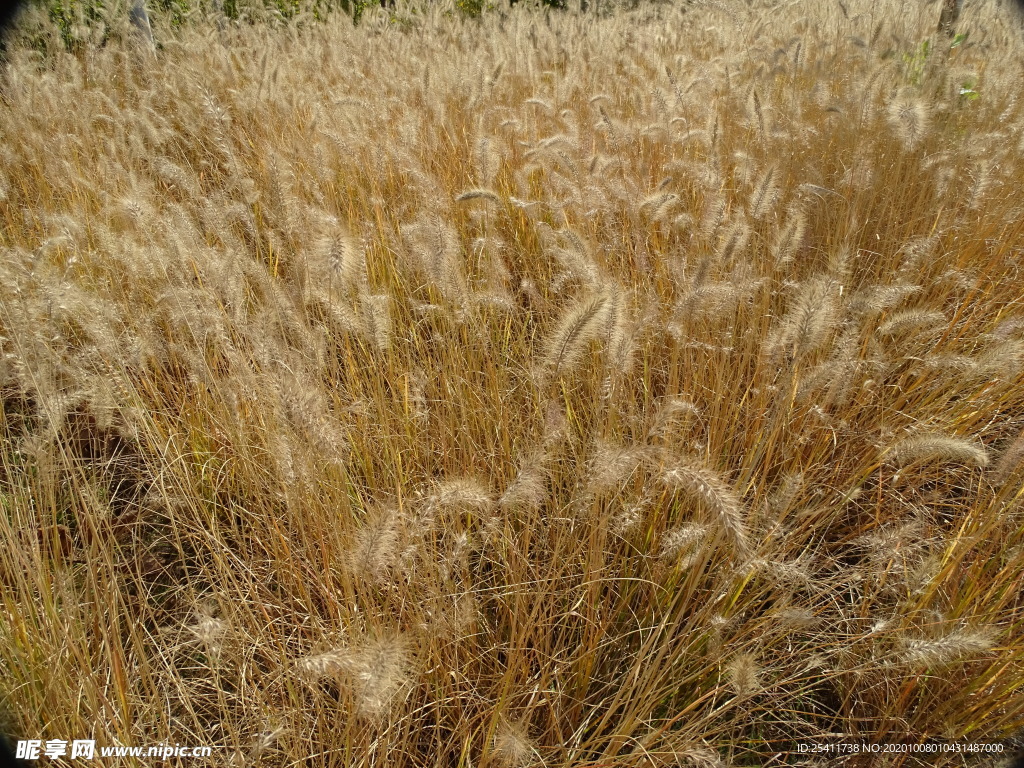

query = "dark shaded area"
[[0, 0, 22, 42], [0, 730, 25, 768]]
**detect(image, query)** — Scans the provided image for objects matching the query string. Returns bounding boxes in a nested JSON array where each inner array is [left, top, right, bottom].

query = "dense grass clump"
[[2, 0, 1024, 765]]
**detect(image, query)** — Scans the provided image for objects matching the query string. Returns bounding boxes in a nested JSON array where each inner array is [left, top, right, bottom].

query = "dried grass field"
[[2, 0, 1024, 765]]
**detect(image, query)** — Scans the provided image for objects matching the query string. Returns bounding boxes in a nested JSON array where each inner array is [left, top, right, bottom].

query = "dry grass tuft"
[[2, 0, 1024, 764]]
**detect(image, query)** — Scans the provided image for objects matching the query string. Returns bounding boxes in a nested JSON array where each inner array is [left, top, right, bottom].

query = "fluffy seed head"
[[659, 523, 709, 566], [887, 433, 989, 469], [348, 507, 403, 585], [661, 463, 749, 558], [428, 478, 495, 515], [727, 652, 762, 697], [900, 626, 997, 667], [587, 440, 649, 496], [298, 635, 414, 720], [360, 293, 393, 352], [768, 278, 838, 358], [542, 292, 613, 376], [295, 649, 348, 683], [887, 91, 930, 149], [992, 428, 1024, 483], [499, 465, 548, 513], [346, 634, 414, 719], [456, 188, 502, 204], [490, 719, 534, 768], [749, 164, 780, 221]]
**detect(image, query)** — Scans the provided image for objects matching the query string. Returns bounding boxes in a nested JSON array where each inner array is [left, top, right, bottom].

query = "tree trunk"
[[938, 0, 964, 37], [129, 0, 155, 50], [212, 0, 227, 34]]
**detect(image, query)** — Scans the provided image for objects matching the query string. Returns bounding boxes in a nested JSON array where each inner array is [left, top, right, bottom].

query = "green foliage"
[[350, 0, 373, 24], [901, 38, 931, 86], [25, 0, 365, 47], [45, 0, 104, 52], [154, 0, 190, 25], [32, 0, 591, 42], [901, 32, 974, 91], [454, 0, 489, 17], [958, 78, 980, 102]]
